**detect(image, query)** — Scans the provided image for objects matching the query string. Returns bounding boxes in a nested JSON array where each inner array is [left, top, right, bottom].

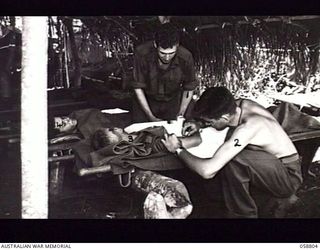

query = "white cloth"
[[124, 119, 184, 136], [101, 108, 129, 114], [187, 127, 228, 158]]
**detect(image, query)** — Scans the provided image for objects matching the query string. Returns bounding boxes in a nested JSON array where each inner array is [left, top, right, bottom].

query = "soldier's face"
[[200, 116, 228, 131], [157, 45, 178, 64]]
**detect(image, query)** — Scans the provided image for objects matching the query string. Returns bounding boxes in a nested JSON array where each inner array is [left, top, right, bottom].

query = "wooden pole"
[[63, 18, 82, 88], [21, 16, 48, 218]]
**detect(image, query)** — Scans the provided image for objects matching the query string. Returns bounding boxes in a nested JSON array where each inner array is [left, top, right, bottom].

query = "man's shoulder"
[[135, 41, 154, 56], [244, 114, 266, 124], [237, 98, 257, 105], [242, 113, 276, 135], [177, 45, 193, 61]]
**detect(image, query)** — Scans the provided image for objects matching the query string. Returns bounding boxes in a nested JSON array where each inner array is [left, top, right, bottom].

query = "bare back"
[[236, 99, 297, 158]]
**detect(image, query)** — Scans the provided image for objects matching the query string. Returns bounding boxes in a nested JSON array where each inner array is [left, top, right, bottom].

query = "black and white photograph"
[[0, 15, 320, 223]]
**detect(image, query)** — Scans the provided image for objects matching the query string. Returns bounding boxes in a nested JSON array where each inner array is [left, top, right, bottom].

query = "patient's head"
[[92, 127, 131, 150], [54, 116, 78, 133]]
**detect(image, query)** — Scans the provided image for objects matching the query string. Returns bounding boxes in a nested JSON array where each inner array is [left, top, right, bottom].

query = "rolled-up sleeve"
[[132, 52, 147, 89], [182, 54, 197, 91]]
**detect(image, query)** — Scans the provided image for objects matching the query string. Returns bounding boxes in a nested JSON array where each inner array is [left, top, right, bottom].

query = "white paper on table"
[[124, 120, 184, 136], [101, 108, 129, 114], [187, 127, 228, 158]]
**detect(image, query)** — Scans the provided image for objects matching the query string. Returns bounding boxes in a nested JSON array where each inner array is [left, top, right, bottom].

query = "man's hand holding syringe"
[[161, 119, 205, 153], [181, 120, 204, 137]]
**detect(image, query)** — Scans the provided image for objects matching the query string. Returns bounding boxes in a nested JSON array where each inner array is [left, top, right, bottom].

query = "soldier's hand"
[[161, 133, 181, 153], [182, 120, 200, 136]]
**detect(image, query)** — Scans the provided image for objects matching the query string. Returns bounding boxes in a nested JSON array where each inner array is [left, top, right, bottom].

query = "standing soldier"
[[132, 23, 197, 122]]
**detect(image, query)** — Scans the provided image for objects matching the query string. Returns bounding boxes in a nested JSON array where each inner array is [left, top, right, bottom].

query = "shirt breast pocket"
[[163, 68, 183, 94]]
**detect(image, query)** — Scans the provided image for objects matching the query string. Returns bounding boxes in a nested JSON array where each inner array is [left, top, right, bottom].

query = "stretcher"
[[47, 115, 320, 196], [48, 118, 188, 193]]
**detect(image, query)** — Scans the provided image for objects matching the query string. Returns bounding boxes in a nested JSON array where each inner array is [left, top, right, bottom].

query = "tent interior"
[[0, 16, 320, 219]]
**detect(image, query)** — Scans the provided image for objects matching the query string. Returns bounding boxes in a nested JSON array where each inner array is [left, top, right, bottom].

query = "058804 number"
[[300, 244, 318, 248]]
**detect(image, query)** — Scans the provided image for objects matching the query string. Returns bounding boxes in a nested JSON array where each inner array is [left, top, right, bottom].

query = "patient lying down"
[[50, 111, 199, 218], [91, 126, 202, 152]]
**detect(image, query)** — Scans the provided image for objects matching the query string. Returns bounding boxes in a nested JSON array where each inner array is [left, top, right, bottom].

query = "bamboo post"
[[21, 16, 48, 218], [63, 18, 82, 88]]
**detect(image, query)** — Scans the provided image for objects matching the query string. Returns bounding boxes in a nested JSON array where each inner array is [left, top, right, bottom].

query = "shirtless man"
[[161, 86, 303, 218]]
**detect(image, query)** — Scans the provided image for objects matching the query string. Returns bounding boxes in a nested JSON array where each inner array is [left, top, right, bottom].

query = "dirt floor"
[[288, 162, 320, 218], [1, 143, 320, 219]]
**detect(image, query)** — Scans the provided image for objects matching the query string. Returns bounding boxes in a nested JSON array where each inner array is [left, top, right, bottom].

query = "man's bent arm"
[[178, 90, 193, 117], [134, 88, 159, 121], [177, 124, 256, 179], [179, 132, 202, 149]]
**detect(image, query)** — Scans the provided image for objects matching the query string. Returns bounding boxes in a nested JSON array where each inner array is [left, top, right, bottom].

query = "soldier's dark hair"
[[154, 23, 180, 49], [193, 86, 237, 119]]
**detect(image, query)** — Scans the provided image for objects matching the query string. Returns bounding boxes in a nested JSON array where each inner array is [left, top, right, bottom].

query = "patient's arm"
[[179, 132, 202, 149], [151, 131, 202, 153]]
